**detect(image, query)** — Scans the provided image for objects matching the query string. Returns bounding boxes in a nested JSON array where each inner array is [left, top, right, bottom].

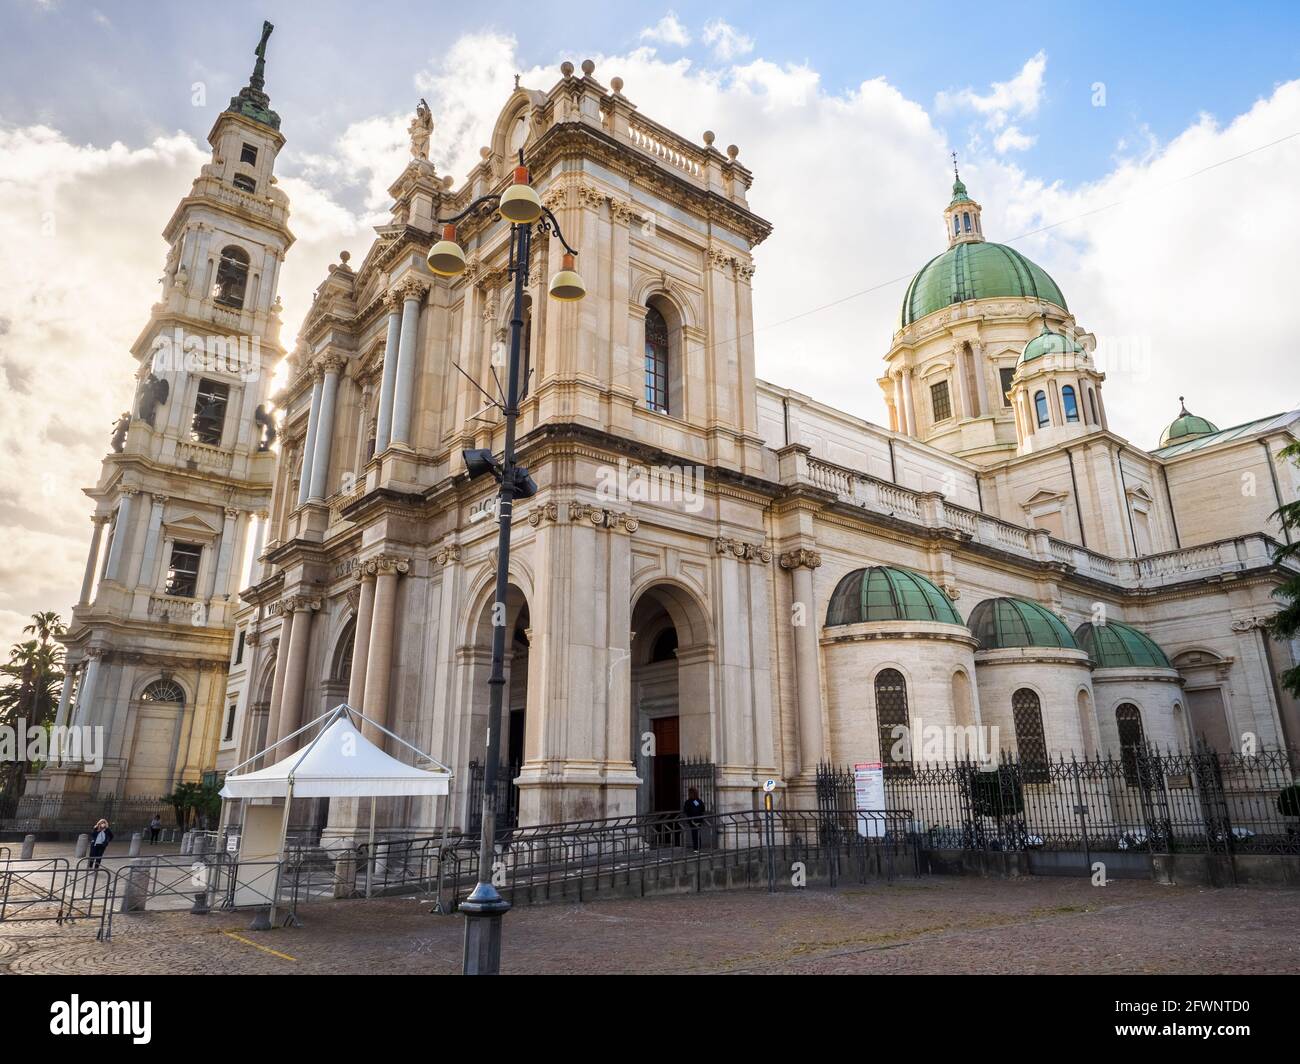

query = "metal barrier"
[[359, 807, 918, 911], [0, 857, 118, 931]]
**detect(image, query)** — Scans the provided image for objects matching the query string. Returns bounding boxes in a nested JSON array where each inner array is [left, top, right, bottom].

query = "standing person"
[[88, 819, 113, 868], [148, 814, 162, 845], [681, 787, 706, 853]]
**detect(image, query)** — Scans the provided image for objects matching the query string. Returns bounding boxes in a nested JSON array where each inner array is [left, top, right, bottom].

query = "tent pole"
[[366, 796, 376, 898], [269, 778, 294, 926]]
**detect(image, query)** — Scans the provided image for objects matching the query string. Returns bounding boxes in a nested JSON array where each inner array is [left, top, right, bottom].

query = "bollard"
[[190, 890, 211, 915], [120, 860, 153, 913], [21, 834, 35, 860], [192, 834, 208, 859], [248, 905, 273, 931], [74, 833, 89, 859], [180, 832, 193, 855], [333, 856, 359, 899], [128, 832, 142, 857]]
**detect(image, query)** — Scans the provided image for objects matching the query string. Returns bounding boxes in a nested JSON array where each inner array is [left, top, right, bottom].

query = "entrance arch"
[[630, 581, 714, 816]]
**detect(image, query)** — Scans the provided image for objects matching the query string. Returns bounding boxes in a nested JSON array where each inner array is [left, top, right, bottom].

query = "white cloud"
[[938, 50, 1047, 131], [703, 19, 754, 61], [993, 125, 1036, 153], [639, 11, 691, 48], [4, 31, 1299, 651]]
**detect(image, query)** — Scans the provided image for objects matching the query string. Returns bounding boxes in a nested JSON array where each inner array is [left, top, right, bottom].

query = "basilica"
[[28, 32, 1300, 834]]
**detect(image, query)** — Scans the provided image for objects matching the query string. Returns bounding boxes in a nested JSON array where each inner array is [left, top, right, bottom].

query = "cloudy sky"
[[2, 0, 1299, 651]]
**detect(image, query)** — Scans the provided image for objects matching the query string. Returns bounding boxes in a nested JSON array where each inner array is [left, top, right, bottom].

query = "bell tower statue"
[[31, 24, 294, 810]]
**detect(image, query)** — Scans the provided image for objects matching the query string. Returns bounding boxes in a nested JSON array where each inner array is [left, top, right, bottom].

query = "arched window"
[[1116, 703, 1146, 787], [1034, 390, 1050, 428], [1062, 385, 1079, 422], [141, 679, 184, 704], [1012, 688, 1050, 782], [214, 246, 250, 309], [644, 305, 670, 414], [962, 211, 972, 232], [1088, 388, 1100, 425], [649, 628, 678, 663], [332, 619, 355, 683], [954, 217, 961, 236], [875, 668, 912, 777]]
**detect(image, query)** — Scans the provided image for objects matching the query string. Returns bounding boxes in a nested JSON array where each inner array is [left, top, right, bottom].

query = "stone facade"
[[37, 47, 1300, 828]]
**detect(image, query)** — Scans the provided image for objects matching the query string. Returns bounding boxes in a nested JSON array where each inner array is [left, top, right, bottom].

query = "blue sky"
[[6, 0, 1300, 191]]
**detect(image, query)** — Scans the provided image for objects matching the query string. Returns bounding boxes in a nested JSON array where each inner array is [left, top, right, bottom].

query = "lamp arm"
[[435, 193, 502, 226], [538, 205, 579, 257]]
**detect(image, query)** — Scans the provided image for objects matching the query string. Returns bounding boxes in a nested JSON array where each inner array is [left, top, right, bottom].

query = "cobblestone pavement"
[[1, 877, 1296, 974]]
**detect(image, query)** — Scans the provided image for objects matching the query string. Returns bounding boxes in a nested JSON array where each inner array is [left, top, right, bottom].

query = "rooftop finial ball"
[[727, 144, 739, 160], [703, 130, 715, 146], [611, 76, 624, 93], [561, 61, 574, 77], [479, 146, 491, 160], [442, 175, 454, 189], [340, 250, 350, 264], [582, 59, 595, 76]]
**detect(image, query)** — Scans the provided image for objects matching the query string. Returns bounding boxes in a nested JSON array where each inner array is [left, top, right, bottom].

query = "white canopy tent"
[[220, 704, 452, 917]]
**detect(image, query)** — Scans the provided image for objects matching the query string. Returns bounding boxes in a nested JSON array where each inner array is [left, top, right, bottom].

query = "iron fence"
[[2, 793, 178, 835], [815, 745, 1300, 856], [466, 760, 520, 834]]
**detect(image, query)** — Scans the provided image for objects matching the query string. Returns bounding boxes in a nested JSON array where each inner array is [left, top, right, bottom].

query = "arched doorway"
[[630, 583, 713, 817], [464, 583, 531, 831]]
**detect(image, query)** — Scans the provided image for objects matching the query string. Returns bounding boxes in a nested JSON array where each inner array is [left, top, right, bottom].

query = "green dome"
[[1019, 323, 1085, 365], [968, 598, 1078, 651], [1074, 621, 1172, 670], [1159, 399, 1218, 447], [826, 566, 963, 627], [901, 241, 1068, 327]]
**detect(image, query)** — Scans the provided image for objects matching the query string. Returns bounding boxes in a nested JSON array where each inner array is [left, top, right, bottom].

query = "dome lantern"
[[943, 154, 984, 248], [1158, 397, 1219, 448]]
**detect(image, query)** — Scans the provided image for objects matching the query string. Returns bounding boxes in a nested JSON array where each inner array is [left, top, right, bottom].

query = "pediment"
[[162, 512, 221, 538]]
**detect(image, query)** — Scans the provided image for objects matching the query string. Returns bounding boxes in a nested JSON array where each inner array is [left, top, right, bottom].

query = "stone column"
[[273, 596, 319, 751], [781, 548, 825, 777], [361, 556, 409, 745], [250, 511, 269, 583], [79, 515, 109, 604], [952, 345, 971, 419], [348, 568, 377, 709], [72, 650, 102, 728], [211, 507, 239, 598], [971, 341, 990, 414], [389, 279, 428, 448], [103, 489, 138, 583], [296, 371, 324, 508], [133, 494, 167, 590], [55, 662, 79, 728], [265, 615, 294, 750], [308, 357, 343, 502], [373, 295, 403, 453], [900, 368, 917, 436]]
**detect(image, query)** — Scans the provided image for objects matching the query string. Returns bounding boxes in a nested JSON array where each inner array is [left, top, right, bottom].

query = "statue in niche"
[[136, 373, 169, 427], [254, 404, 278, 451], [409, 99, 433, 160], [110, 412, 130, 453]]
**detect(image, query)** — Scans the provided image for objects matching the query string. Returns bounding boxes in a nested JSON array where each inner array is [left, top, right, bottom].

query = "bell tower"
[[36, 24, 294, 807]]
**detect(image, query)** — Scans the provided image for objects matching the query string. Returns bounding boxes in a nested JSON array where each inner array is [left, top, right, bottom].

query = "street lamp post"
[[427, 157, 585, 975]]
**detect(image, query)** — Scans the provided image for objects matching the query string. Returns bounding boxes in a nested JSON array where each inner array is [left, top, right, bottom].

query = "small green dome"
[[826, 566, 963, 627], [949, 176, 972, 206], [1019, 323, 1085, 365], [968, 598, 1078, 651], [1073, 621, 1172, 669], [901, 241, 1068, 327], [1158, 399, 1218, 447]]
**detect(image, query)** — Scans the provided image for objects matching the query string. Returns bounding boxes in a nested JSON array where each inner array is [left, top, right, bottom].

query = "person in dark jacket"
[[148, 814, 162, 844], [681, 788, 706, 852], [88, 819, 113, 868]]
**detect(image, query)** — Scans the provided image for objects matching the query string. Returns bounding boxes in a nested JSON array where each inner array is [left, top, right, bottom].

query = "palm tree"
[[0, 613, 66, 811]]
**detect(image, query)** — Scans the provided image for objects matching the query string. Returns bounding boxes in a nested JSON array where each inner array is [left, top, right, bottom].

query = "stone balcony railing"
[[785, 448, 1293, 592]]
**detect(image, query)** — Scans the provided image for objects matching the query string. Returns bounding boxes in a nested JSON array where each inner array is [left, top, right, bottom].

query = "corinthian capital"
[[363, 554, 411, 577], [394, 275, 430, 302], [779, 548, 822, 571]]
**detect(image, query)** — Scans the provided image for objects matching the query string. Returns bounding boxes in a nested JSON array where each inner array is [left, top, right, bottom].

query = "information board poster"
[[853, 761, 885, 838]]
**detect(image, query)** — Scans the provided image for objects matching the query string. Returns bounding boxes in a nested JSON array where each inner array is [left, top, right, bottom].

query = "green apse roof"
[[1158, 399, 1219, 448], [1019, 323, 1085, 365], [968, 598, 1079, 651], [901, 241, 1068, 327], [1073, 621, 1172, 669], [826, 566, 963, 627]]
